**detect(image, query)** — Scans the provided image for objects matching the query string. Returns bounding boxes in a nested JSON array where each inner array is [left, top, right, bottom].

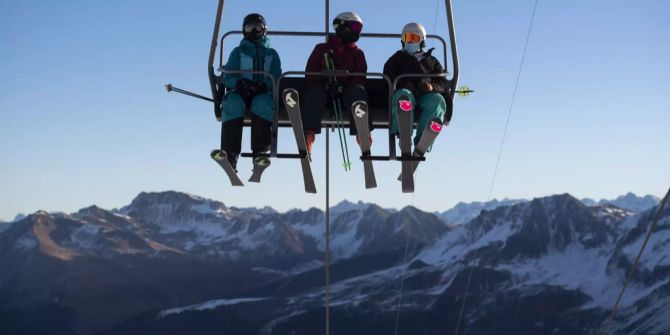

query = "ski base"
[[283, 88, 317, 194], [397, 95, 414, 193], [210, 149, 244, 186], [352, 100, 377, 189], [248, 156, 271, 183], [397, 118, 443, 181]]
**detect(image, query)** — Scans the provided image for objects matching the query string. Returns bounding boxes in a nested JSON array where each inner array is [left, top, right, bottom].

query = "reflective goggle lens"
[[347, 21, 363, 34], [402, 32, 421, 44], [244, 22, 265, 32]]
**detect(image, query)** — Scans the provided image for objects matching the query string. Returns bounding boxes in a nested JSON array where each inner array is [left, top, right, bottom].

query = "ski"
[[248, 156, 271, 183], [282, 88, 317, 194], [397, 118, 443, 181], [351, 100, 377, 189], [397, 94, 414, 193], [210, 149, 244, 186]]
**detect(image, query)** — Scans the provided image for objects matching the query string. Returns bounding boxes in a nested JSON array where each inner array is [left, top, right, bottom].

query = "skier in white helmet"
[[302, 11, 370, 155], [383, 22, 451, 148]]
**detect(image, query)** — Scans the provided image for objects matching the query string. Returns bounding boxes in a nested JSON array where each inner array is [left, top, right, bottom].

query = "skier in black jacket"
[[383, 22, 450, 146]]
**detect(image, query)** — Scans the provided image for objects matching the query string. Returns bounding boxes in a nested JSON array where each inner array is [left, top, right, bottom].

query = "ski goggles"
[[345, 21, 363, 34], [244, 22, 266, 33], [402, 32, 422, 44]]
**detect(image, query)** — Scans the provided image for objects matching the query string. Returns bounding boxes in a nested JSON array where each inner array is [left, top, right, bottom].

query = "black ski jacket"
[[383, 49, 448, 97]]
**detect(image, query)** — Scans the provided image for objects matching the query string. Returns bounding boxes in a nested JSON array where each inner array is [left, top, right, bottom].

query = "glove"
[[235, 78, 258, 103], [325, 81, 343, 97], [254, 82, 268, 92], [419, 78, 434, 93]]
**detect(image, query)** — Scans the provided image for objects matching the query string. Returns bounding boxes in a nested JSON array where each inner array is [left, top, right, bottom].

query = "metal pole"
[[208, 0, 225, 115], [445, 0, 460, 96], [325, 0, 330, 42], [325, 126, 331, 335]]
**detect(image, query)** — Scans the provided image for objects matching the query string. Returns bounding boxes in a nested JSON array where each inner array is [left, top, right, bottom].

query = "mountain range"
[[0, 191, 667, 335]]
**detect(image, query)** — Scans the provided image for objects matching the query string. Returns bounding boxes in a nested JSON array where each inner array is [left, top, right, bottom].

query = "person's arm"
[[265, 48, 282, 92], [424, 55, 448, 93], [383, 54, 398, 87], [305, 45, 323, 85], [351, 49, 367, 86], [223, 48, 241, 90]]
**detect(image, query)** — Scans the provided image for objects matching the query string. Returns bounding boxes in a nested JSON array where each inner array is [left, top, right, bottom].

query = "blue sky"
[[1, 0, 668, 221]]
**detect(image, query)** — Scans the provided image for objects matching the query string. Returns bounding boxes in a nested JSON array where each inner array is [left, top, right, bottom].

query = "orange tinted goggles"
[[402, 32, 422, 44]]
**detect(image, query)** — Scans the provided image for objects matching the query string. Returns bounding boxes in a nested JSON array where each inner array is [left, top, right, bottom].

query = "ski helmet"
[[401, 22, 427, 51], [333, 12, 363, 44], [243, 13, 267, 42]]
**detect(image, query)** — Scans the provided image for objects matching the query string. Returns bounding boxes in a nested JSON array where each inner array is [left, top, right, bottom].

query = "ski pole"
[[165, 84, 215, 103], [334, 97, 352, 170], [331, 94, 349, 170]]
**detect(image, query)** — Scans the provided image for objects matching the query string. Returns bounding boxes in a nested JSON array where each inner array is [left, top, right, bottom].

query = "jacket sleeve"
[[426, 56, 449, 94], [223, 47, 241, 90], [383, 54, 397, 84], [350, 49, 367, 86], [305, 45, 324, 85], [267, 48, 282, 91]]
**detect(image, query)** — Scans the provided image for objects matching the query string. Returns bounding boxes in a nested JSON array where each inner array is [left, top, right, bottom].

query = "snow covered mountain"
[[110, 194, 668, 335], [582, 192, 660, 213], [1, 191, 667, 335], [437, 198, 527, 225], [0, 220, 11, 233]]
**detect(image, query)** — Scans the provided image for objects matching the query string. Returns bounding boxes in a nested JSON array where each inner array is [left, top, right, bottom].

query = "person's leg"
[[342, 83, 369, 136], [220, 93, 246, 169], [301, 85, 327, 153], [415, 92, 446, 146], [250, 93, 274, 155], [301, 85, 327, 134], [390, 89, 416, 137]]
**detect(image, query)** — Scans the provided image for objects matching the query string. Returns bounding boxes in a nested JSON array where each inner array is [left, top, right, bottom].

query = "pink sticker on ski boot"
[[399, 100, 413, 112], [430, 121, 443, 132]]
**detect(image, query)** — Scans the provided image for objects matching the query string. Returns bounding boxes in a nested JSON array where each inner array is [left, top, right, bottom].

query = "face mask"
[[336, 29, 360, 44], [245, 29, 264, 43], [403, 43, 420, 54]]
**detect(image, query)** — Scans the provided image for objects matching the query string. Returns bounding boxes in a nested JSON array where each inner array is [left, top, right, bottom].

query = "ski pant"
[[390, 89, 446, 146], [220, 92, 273, 156], [301, 83, 371, 135]]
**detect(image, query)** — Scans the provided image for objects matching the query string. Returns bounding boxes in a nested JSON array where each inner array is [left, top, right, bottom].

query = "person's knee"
[[222, 93, 246, 121], [344, 84, 367, 101], [420, 93, 446, 115], [250, 94, 274, 121]]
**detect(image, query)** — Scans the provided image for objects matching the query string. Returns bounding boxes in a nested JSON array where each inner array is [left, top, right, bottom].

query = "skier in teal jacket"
[[218, 13, 282, 170]]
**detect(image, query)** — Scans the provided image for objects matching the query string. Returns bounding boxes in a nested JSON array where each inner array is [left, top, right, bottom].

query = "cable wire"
[[393, 193, 415, 335], [453, 1, 539, 334], [600, 186, 670, 335]]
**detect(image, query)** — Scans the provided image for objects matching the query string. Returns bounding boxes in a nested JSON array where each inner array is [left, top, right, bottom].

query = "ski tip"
[[253, 157, 271, 167], [429, 119, 443, 133], [210, 149, 226, 160], [398, 96, 413, 112], [282, 89, 299, 108]]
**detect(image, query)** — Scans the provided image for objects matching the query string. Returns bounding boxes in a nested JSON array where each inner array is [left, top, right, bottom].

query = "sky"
[[1, 0, 668, 221]]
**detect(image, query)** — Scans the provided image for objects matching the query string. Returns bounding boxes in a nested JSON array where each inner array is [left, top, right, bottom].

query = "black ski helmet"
[[332, 12, 363, 44], [243, 13, 267, 42]]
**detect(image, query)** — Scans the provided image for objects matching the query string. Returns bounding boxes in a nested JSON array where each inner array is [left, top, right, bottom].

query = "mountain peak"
[[581, 192, 661, 213]]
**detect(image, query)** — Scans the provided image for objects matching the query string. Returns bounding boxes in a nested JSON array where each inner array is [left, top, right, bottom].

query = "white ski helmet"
[[401, 22, 427, 47], [333, 12, 364, 29]]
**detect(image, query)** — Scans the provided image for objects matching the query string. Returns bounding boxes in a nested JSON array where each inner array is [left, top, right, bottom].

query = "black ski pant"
[[220, 114, 272, 157], [301, 83, 371, 135]]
